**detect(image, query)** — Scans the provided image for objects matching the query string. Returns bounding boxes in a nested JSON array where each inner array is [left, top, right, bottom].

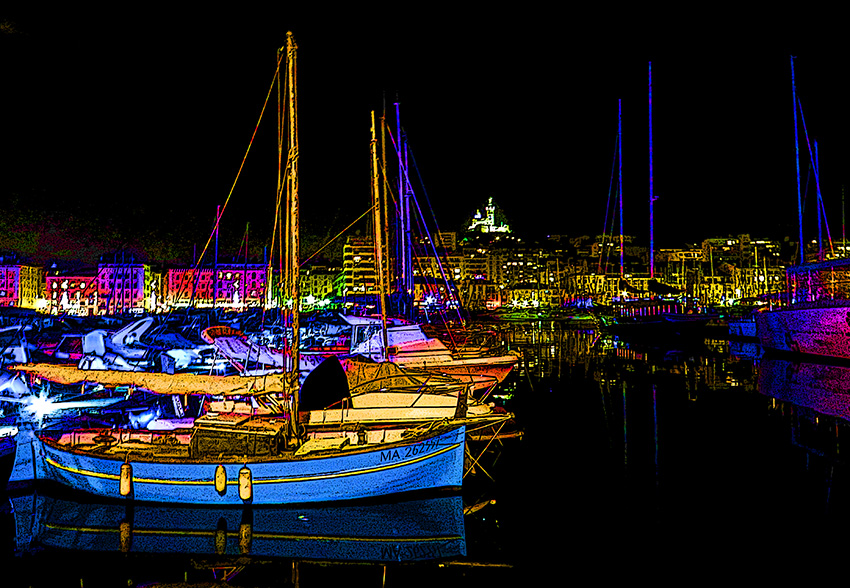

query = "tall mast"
[[395, 103, 405, 296], [791, 56, 804, 264], [371, 111, 389, 356], [395, 103, 413, 301], [214, 205, 220, 309], [815, 140, 823, 262], [648, 62, 655, 279], [274, 44, 283, 311], [243, 222, 249, 311], [380, 102, 392, 304], [284, 31, 300, 429], [618, 99, 624, 279]]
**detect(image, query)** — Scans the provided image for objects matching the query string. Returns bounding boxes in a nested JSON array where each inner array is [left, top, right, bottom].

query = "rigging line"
[[406, 150, 465, 326], [409, 197, 462, 339], [268, 152, 295, 274], [599, 133, 619, 275], [192, 54, 284, 277], [797, 96, 834, 256], [406, 146, 442, 243], [801, 163, 811, 215], [299, 204, 377, 267], [388, 125, 464, 326]]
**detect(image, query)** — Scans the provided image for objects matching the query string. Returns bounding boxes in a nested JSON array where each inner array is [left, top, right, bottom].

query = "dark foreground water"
[[5, 322, 850, 586]]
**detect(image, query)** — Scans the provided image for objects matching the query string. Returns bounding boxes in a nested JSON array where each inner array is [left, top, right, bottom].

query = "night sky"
[[2, 8, 849, 264]]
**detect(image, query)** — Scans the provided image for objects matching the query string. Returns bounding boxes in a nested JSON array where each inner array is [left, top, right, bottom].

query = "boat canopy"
[[12, 363, 293, 397]]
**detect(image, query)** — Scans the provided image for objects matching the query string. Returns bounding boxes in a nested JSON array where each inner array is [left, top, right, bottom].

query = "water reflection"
[[758, 358, 850, 419], [498, 322, 850, 557], [755, 357, 850, 522], [3, 489, 468, 586], [9, 321, 850, 581], [10, 490, 465, 561]]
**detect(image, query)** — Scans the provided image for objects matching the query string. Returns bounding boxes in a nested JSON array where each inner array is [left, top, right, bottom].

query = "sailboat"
[[16, 33, 466, 506], [200, 104, 518, 391], [754, 57, 850, 361], [204, 316, 517, 393]]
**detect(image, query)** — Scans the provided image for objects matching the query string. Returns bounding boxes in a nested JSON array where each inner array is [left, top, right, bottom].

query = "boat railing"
[[783, 298, 850, 310], [53, 428, 192, 449]]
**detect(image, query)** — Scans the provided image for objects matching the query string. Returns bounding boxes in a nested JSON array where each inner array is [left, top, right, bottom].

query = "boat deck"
[[42, 417, 460, 463]]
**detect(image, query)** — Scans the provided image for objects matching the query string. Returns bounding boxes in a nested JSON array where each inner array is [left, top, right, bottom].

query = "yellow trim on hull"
[[43, 522, 462, 543], [44, 442, 462, 486]]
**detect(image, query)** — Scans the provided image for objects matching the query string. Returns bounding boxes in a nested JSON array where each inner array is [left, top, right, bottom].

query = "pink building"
[[96, 264, 151, 315], [166, 264, 268, 308], [46, 274, 98, 316], [0, 264, 45, 309]]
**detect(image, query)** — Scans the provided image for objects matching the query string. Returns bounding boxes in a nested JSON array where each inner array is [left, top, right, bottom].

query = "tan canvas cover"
[[338, 358, 464, 394], [13, 363, 294, 397]]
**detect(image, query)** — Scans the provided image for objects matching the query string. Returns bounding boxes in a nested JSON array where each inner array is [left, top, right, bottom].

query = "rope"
[[300, 204, 377, 267], [189, 53, 284, 281]]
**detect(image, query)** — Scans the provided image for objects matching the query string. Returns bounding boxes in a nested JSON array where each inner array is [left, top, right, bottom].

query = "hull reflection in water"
[[757, 358, 850, 419], [12, 491, 465, 563]]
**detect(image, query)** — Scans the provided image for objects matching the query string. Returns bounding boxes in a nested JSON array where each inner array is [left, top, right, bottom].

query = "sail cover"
[[12, 363, 292, 397]]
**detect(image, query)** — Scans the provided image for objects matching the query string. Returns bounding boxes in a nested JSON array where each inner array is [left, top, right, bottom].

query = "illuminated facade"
[[0, 228, 800, 315], [0, 264, 45, 309], [301, 262, 341, 308], [47, 274, 98, 316], [340, 236, 378, 297], [461, 249, 489, 281], [166, 264, 267, 308], [167, 268, 214, 307], [97, 263, 153, 314], [468, 197, 511, 233], [456, 277, 501, 310]]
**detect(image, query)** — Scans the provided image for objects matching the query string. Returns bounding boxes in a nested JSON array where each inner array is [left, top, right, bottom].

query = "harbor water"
[[4, 321, 850, 585]]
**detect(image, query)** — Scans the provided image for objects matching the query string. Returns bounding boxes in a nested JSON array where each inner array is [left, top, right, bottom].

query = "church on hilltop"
[[468, 197, 511, 234]]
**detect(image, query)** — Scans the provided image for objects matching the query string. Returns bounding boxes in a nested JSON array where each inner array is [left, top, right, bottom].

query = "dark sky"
[[2, 8, 849, 262]]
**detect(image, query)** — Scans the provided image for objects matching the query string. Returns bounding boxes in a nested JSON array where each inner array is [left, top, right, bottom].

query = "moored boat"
[[0, 421, 18, 491], [204, 317, 519, 393], [12, 34, 469, 507], [754, 59, 850, 363], [754, 259, 850, 361], [34, 418, 465, 505]]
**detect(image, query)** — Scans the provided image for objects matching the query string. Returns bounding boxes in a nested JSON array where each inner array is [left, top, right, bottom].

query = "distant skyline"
[[2, 9, 849, 259]]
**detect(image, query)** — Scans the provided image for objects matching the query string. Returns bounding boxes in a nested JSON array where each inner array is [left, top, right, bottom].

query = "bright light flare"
[[24, 391, 57, 420]]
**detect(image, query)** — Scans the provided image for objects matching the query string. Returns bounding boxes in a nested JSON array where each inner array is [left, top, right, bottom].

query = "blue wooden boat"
[[17, 491, 465, 562], [0, 422, 17, 492], [34, 418, 465, 505], [22, 33, 467, 508]]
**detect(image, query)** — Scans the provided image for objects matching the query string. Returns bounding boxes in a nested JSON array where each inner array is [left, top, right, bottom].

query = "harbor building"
[[97, 263, 153, 314], [0, 263, 45, 310], [165, 264, 267, 309], [339, 236, 379, 298], [468, 197, 511, 234], [300, 261, 342, 310], [46, 273, 99, 316]]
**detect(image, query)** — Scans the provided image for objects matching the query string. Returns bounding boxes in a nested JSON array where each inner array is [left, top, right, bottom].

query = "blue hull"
[[22, 491, 465, 562], [36, 425, 465, 505], [1, 436, 15, 493]]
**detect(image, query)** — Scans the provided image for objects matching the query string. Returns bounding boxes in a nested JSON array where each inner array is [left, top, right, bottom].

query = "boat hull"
[[755, 304, 850, 360], [395, 355, 518, 386], [35, 425, 465, 505], [727, 317, 757, 340], [1, 433, 16, 492]]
